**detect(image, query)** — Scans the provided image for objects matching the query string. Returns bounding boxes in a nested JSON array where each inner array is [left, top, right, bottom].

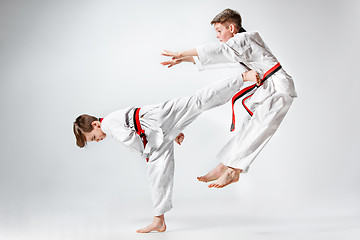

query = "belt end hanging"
[[230, 123, 235, 132]]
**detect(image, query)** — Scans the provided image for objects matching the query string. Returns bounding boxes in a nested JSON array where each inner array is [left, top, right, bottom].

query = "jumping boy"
[[73, 70, 259, 233], [161, 8, 297, 188]]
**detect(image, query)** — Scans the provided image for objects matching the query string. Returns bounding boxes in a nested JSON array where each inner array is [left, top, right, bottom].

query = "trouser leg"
[[218, 92, 293, 172], [158, 74, 243, 140], [146, 141, 175, 216]]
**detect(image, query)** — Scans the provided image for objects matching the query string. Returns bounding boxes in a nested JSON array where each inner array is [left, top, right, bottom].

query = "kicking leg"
[[153, 74, 244, 139]]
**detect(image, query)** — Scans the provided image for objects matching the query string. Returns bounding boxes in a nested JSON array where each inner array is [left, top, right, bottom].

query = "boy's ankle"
[[228, 167, 242, 174]]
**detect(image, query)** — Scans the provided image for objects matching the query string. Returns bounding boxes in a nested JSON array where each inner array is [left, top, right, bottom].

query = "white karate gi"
[[100, 75, 243, 216], [195, 31, 297, 172]]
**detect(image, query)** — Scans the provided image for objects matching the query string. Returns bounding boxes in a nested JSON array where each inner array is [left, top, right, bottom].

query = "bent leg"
[[218, 92, 294, 173], [197, 115, 253, 183], [207, 93, 293, 188]]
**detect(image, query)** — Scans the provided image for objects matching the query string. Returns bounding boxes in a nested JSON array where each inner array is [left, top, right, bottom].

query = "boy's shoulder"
[[232, 31, 264, 45], [101, 106, 133, 132], [235, 31, 261, 39]]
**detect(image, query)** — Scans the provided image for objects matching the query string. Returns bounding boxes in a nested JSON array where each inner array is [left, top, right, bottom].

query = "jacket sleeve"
[[194, 56, 244, 71], [195, 34, 249, 70]]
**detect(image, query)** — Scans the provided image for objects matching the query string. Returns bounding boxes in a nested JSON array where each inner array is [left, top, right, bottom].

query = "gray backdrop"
[[0, 0, 359, 239]]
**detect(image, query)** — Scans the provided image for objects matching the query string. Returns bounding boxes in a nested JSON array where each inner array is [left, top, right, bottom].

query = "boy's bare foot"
[[208, 167, 242, 188], [197, 163, 228, 182], [136, 215, 166, 233]]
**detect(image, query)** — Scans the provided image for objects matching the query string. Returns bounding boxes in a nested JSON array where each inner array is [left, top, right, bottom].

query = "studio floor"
[[1, 198, 359, 240]]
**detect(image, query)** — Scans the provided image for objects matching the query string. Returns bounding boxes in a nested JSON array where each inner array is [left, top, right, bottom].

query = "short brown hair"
[[211, 9, 245, 33], [73, 114, 98, 148]]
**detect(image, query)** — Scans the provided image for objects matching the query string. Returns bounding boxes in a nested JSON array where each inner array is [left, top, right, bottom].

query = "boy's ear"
[[229, 24, 236, 34], [91, 121, 100, 128]]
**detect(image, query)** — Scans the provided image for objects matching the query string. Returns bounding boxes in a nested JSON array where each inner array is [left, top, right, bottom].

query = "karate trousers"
[[142, 75, 243, 216], [218, 90, 294, 172]]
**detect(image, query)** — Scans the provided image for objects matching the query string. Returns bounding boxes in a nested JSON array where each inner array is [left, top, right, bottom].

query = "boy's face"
[[214, 22, 236, 42], [84, 121, 106, 143]]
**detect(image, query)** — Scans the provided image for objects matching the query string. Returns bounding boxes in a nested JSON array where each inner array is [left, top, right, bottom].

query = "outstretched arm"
[[162, 49, 198, 58]]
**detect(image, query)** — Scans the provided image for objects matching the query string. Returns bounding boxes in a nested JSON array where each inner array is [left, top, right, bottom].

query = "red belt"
[[133, 108, 149, 162], [230, 63, 282, 132]]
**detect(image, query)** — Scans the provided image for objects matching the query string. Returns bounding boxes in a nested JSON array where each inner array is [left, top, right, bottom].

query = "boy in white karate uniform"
[[162, 9, 297, 188], [73, 71, 259, 233]]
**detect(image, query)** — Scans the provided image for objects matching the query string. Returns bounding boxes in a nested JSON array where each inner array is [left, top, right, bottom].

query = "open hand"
[[161, 49, 181, 59], [161, 58, 183, 68], [175, 133, 185, 145], [161, 50, 183, 68]]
